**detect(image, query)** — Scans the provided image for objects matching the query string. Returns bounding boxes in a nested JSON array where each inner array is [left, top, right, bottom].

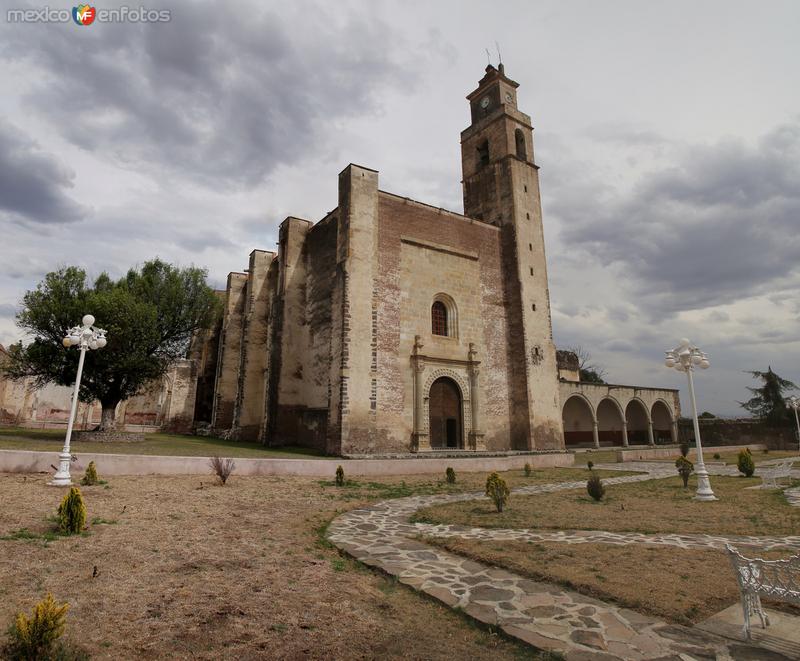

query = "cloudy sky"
[[1, 0, 798, 416]]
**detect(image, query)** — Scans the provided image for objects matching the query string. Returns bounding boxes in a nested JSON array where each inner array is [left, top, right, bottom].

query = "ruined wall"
[[118, 359, 197, 432], [0, 361, 193, 432], [160, 360, 198, 432], [556, 350, 580, 382], [678, 418, 797, 449]]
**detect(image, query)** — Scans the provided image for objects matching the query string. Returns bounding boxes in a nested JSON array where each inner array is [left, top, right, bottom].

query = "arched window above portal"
[[431, 294, 458, 338]]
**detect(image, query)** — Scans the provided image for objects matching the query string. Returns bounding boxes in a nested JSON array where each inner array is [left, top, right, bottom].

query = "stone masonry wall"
[[232, 250, 275, 441], [297, 213, 338, 450], [271, 217, 313, 446], [335, 165, 379, 455], [211, 272, 247, 430]]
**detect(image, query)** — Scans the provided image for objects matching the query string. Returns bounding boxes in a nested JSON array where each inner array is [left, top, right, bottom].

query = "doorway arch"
[[651, 399, 674, 443], [562, 395, 595, 447], [597, 397, 626, 446], [625, 399, 650, 445], [429, 377, 463, 449]]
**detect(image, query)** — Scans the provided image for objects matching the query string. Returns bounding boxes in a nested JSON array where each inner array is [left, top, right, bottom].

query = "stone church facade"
[[190, 65, 680, 455]]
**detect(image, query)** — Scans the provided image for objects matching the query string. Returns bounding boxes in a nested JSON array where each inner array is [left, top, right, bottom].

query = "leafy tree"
[[567, 345, 607, 384], [3, 260, 220, 430], [698, 411, 716, 419], [739, 367, 798, 426]]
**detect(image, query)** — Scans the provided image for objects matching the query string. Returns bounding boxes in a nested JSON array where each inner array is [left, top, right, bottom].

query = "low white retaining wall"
[[615, 444, 766, 462], [0, 449, 573, 477]]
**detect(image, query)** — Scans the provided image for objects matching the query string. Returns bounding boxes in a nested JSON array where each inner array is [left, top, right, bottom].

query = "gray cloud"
[[604, 339, 635, 352], [0, 303, 17, 318], [705, 310, 730, 323], [552, 122, 800, 317], [2, 3, 414, 188], [584, 122, 667, 147], [0, 121, 88, 224]]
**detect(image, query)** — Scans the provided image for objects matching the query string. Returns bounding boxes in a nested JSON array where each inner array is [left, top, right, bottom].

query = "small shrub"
[[763, 448, 770, 454], [587, 460, 594, 470], [57, 488, 86, 535], [335, 465, 345, 487], [587, 473, 605, 501], [675, 456, 694, 488], [79, 462, 99, 487], [737, 448, 755, 477], [485, 473, 510, 513], [445, 467, 456, 484], [523, 463, 532, 477], [679, 441, 690, 458], [713, 453, 721, 460], [209, 456, 235, 485], [4, 593, 68, 660]]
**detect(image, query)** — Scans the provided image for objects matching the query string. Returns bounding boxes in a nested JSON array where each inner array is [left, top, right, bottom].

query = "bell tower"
[[461, 64, 564, 450]]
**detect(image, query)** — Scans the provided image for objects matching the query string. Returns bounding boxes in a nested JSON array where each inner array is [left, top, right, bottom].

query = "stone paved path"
[[327, 461, 800, 660]]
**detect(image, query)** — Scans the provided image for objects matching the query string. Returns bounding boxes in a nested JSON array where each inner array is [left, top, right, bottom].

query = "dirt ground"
[[0, 471, 558, 661], [413, 474, 800, 536]]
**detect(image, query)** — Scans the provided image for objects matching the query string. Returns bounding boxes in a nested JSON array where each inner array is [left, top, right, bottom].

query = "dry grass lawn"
[[415, 470, 800, 626], [0, 470, 562, 661], [421, 537, 798, 626], [571, 450, 619, 465], [412, 475, 800, 536], [328, 466, 631, 500]]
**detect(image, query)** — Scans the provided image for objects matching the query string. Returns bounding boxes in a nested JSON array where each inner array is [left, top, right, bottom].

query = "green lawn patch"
[[0, 426, 332, 459]]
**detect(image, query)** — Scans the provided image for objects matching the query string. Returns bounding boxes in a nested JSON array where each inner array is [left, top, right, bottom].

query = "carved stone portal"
[[412, 338, 484, 452]]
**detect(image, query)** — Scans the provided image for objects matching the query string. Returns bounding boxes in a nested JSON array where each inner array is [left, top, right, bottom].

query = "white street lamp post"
[[787, 396, 800, 452], [664, 338, 716, 501], [49, 315, 107, 487]]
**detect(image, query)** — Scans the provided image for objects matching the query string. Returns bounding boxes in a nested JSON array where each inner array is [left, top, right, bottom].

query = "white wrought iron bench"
[[760, 460, 795, 489], [726, 544, 800, 640]]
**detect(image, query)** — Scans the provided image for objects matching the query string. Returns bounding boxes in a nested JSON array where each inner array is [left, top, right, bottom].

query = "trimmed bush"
[[675, 456, 694, 488], [335, 465, 345, 487], [485, 473, 510, 513], [445, 467, 456, 484], [4, 594, 69, 661], [79, 462, 99, 487], [737, 448, 755, 477], [57, 488, 86, 535], [587, 473, 605, 501], [713, 453, 721, 460], [209, 456, 235, 485], [587, 460, 594, 470], [523, 463, 532, 478], [679, 441, 690, 458]]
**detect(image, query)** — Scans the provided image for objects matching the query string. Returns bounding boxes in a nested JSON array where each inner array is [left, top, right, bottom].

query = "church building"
[[190, 65, 680, 456]]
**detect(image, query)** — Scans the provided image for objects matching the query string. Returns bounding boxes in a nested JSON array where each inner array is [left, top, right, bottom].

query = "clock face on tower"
[[505, 92, 513, 104], [480, 96, 490, 109]]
